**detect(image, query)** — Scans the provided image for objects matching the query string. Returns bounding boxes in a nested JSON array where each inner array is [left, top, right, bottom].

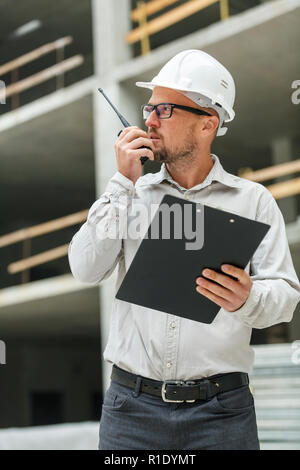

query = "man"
[[68, 50, 300, 450]]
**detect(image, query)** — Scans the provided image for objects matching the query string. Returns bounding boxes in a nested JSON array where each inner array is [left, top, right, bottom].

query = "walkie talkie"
[[98, 88, 149, 165]]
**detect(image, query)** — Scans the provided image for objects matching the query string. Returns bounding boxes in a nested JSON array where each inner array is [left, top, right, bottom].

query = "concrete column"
[[271, 137, 297, 224], [270, 137, 298, 344], [92, 0, 132, 76], [91, 0, 133, 393]]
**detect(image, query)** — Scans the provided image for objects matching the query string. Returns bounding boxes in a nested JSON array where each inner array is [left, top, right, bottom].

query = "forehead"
[[149, 86, 193, 105], [147, 86, 219, 119]]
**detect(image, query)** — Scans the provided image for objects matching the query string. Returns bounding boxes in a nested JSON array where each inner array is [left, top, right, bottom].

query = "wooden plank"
[[137, 1, 151, 55], [131, 0, 178, 22], [8, 244, 69, 274], [21, 239, 31, 284], [0, 210, 88, 248], [219, 0, 229, 20], [125, 0, 219, 44], [242, 159, 300, 182], [0, 36, 73, 77], [266, 177, 300, 199], [0, 55, 84, 101]]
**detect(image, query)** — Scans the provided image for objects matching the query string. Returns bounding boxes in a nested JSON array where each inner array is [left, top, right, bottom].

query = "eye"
[[157, 104, 171, 116], [160, 104, 170, 112]]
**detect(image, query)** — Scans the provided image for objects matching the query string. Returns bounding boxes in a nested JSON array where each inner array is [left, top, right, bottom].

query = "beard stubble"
[[153, 124, 199, 169]]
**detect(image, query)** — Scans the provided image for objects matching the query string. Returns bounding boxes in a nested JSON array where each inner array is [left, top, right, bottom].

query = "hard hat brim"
[[136, 81, 156, 90]]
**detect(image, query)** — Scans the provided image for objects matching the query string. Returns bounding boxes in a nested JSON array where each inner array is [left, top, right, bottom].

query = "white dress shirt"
[[68, 154, 300, 380]]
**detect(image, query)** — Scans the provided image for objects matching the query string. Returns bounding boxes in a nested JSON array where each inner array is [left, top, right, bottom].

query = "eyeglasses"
[[141, 102, 212, 120]]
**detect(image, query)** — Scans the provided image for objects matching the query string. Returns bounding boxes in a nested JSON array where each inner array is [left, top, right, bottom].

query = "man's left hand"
[[196, 264, 252, 312]]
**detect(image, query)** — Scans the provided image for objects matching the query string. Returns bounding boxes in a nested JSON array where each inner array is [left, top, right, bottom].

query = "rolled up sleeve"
[[231, 191, 300, 328], [68, 172, 134, 284]]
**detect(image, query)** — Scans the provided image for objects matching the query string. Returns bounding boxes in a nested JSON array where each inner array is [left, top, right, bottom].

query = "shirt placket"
[[161, 185, 209, 379], [163, 314, 180, 379]]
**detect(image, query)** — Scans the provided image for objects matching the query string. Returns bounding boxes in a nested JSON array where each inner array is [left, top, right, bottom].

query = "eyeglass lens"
[[143, 104, 172, 119]]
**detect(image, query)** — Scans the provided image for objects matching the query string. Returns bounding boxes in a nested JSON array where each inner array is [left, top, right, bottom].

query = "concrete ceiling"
[[0, 0, 92, 60], [205, 7, 300, 147], [0, 276, 100, 339], [0, 0, 93, 111], [0, 0, 95, 229], [0, 93, 94, 188], [0, 92, 95, 231]]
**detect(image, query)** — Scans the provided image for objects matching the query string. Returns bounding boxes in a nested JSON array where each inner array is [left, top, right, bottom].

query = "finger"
[[116, 127, 138, 143], [198, 269, 237, 291], [221, 264, 248, 284], [196, 285, 232, 310], [196, 278, 232, 301], [131, 148, 154, 161], [127, 136, 155, 152], [115, 128, 151, 155], [118, 126, 139, 134], [119, 127, 148, 143]]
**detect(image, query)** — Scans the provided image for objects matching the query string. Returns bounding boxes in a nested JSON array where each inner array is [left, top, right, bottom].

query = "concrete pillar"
[[271, 137, 297, 224], [270, 137, 298, 344], [92, 0, 132, 77], [91, 0, 133, 393]]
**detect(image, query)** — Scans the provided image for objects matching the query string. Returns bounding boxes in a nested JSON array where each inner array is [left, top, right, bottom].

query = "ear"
[[201, 115, 219, 137]]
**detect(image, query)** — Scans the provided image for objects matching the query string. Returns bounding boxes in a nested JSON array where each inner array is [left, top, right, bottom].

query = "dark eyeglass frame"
[[141, 102, 212, 120]]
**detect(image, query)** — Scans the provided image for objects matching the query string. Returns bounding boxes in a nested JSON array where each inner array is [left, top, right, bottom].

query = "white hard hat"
[[136, 49, 235, 137]]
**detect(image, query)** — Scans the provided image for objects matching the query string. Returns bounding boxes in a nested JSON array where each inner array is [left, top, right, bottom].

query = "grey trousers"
[[98, 380, 260, 450]]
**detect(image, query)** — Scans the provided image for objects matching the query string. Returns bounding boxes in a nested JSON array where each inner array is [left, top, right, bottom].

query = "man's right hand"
[[114, 126, 155, 184]]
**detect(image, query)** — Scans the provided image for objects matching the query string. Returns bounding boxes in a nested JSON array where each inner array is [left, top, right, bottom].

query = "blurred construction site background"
[[0, 0, 300, 450]]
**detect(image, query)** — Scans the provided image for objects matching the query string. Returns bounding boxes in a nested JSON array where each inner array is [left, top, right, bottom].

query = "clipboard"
[[116, 194, 270, 324]]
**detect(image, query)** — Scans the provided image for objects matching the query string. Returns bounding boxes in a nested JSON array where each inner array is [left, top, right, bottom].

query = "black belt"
[[111, 365, 249, 403]]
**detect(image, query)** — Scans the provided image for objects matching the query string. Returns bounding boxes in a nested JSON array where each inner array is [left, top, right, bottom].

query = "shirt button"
[[184, 194, 190, 200], [170, 321, 176, 329], [166, 362, 172, 368]]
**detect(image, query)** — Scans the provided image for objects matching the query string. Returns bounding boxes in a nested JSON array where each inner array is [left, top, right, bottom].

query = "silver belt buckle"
[[161, 380, 184, 403], [161, 380, 196, 403]]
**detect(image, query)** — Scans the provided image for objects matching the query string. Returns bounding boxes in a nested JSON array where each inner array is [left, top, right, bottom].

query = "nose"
[[145, 109, 161, 129]]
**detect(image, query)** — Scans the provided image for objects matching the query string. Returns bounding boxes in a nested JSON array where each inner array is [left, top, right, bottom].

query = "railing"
[[0, 210, 88, 283], [0, 36, 84, 110], [0, 159, 300, 283], [239, 160, 300, 200], [126, 0, 230, 55]]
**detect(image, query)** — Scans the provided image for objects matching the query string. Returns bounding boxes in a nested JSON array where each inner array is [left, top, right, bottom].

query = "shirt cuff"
[[229, 281, 262, 320], [105, 171, 135, 196]]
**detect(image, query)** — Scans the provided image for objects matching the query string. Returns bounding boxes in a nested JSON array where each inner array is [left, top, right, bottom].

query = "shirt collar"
[[139, 154, 243, 190]]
